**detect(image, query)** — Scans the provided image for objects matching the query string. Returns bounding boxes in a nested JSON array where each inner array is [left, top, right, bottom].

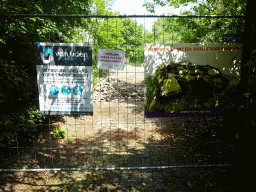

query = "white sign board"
[[97, 49, 125, 70], [144, 43, 242, 85], [34, 42, 93, 115]]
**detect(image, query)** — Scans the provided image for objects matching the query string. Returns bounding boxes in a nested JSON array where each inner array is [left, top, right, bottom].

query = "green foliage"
[[120, 18, 153, 63], [52, 126, 66, 140], [144, 0, 246, 43], [51, 127, 75, 142], [68, 135, 74, 142], [52, 126, 74, 142], [0, 105, 45, 147], [243, 92, 251, 98], [152, 17, 182, 43]]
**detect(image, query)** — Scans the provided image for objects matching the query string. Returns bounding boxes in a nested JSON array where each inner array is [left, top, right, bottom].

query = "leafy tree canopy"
[[144, 0, 246, 43], [143, 0, 246, 15]]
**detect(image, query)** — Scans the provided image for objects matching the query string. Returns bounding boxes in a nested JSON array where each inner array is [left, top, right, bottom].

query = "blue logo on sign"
[[41, 48, 53, 56], [40, 48, 54, 64], [61, 86, 71, 95], [50, 85, 59, 95], [73, 86, 83, 95]]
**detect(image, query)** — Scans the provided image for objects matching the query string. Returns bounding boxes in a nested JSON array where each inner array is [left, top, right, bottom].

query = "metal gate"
[[0, 13, 243, 191]]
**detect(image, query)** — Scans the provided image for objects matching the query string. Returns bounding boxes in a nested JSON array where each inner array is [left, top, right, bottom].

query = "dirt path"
[[0, 65, 234, 191]]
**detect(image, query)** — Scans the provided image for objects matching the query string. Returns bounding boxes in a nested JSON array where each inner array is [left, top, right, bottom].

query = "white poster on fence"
[[34, 42, 93, 115], [144, 43, 243, 85], [97, 49, 125, 70]]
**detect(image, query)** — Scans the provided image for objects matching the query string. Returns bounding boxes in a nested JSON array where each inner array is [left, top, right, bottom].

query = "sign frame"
[[34, 42, 93, 115]]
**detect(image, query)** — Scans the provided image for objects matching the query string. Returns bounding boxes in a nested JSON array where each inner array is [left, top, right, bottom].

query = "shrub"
[[0, 105, 45, 147], [52, 126, 66, 140]]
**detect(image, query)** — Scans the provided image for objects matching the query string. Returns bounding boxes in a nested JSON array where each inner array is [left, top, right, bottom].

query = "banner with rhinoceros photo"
[[144, 43, 242, 117]]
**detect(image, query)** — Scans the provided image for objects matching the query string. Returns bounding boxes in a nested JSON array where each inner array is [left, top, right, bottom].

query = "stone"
[[93, 77, 144, 102]]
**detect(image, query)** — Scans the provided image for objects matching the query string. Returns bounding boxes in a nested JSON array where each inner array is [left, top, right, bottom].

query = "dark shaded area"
[[156, 63, 229, 108], [0, 113, 235, 191], [233, 0, 256, 190], [0, 114, 66, 162]]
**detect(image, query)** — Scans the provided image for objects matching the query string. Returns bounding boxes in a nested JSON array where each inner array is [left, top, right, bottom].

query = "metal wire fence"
[[0, 13, 242, 190]]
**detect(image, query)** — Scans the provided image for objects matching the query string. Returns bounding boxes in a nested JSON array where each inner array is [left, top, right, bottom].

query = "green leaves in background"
[[143, 0, 246, 43]]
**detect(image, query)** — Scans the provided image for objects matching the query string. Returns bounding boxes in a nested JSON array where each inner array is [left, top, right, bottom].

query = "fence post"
[[235, 0, 256, 190]]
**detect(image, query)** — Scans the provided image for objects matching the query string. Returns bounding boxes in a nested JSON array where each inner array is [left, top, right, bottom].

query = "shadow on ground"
[[0, 114, 235, 191]]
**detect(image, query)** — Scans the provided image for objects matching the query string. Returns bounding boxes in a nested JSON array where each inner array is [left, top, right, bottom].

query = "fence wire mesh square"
[[0, 15, 237, 191]]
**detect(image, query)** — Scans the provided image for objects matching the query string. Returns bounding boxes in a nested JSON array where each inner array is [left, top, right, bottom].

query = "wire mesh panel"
[[0, 14, 240, 191]]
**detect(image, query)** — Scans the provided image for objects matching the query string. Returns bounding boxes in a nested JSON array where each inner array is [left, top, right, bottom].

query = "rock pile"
[[93, 78, 145, 102]]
